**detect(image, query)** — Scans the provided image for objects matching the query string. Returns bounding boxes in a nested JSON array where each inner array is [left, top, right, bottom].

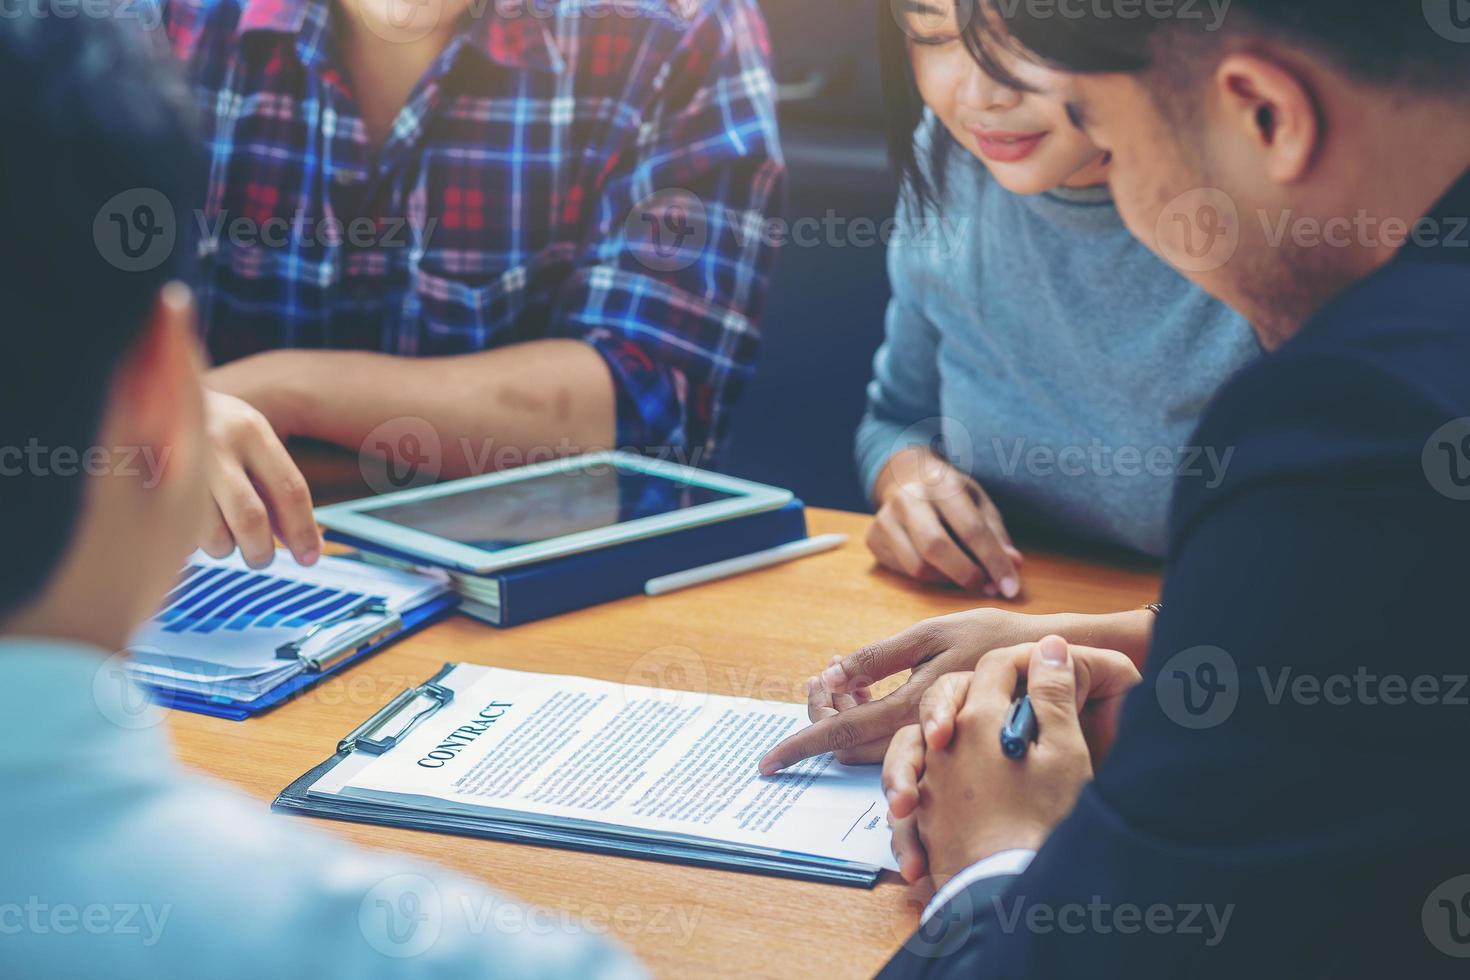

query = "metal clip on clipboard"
[[275, 597, 404, 673], [338, 681, 455, 755]]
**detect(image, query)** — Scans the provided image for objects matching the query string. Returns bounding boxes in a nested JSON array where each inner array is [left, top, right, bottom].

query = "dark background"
[[722, 0, 899, 512]]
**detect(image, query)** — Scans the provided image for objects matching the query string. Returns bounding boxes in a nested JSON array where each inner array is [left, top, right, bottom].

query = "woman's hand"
[[758, 606, 1155, 773], [867, 446, 1023, 598]]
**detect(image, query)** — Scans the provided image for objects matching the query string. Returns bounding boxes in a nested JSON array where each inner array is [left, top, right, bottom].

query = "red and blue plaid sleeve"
[[549, 0, 785, 469]]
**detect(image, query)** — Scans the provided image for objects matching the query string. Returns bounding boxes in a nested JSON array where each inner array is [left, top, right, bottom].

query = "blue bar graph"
[[152, 565, 384, 636]]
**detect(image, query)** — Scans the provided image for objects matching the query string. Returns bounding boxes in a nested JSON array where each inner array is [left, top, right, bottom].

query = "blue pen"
[[1000, 695, 1039, 760]]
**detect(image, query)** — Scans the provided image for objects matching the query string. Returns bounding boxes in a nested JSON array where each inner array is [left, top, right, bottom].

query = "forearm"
[[1043, 608, 1155, 669], [232, 342, 616, 478]]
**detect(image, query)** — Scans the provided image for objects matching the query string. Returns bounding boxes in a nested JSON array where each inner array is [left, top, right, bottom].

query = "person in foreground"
[[768, 2, 1470, 974], [859, 0, 1257, 598], [0, 18, 642, 978], [158, 0, 783, 570]]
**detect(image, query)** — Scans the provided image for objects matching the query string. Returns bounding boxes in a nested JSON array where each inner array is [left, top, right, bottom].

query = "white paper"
[[329, 665, 897, 870], [124, 550, 449, 699]]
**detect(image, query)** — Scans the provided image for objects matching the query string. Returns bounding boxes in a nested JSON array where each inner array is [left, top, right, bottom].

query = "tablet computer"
[[314, 451, 794, 574]]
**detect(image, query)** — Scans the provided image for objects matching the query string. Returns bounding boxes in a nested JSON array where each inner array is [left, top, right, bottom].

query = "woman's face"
[[901, 2, 1109, 194]]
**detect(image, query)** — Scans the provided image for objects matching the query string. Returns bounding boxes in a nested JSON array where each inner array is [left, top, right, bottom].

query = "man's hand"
[[201, 389, 322, 569], [868, 446, 1023, 597], [885, 637, 1136, 884], [757, 607, 1154, 774]]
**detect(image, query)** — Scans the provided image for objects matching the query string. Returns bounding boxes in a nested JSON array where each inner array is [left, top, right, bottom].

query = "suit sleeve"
[[878, 348, 1470, 978]]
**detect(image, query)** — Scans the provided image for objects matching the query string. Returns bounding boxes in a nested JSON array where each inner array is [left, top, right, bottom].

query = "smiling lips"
[[970, 128, 1048, 163]]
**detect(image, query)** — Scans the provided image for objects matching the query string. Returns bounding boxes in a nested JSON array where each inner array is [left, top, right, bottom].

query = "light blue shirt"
[[0, 638, 646, 979], [856, 120, 1261, 557]]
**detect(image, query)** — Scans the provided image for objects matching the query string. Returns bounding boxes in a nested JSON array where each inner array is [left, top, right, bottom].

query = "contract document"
[[279, 662, 897, 884]]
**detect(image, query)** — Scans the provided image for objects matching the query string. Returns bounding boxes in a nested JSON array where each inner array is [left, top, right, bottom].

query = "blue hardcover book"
[[328, 500, 808, 628]]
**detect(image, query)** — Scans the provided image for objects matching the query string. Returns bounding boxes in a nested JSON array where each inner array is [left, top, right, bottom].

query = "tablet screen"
[[366, 466, 740, 552]]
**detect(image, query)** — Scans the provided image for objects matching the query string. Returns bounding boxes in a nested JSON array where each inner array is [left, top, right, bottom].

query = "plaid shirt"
[[161, 0, 783, 465]]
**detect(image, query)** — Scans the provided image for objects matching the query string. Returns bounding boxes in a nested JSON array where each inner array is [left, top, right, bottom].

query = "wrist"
[[873, 445, 944, 508], [1054, 609, 1154, 667], [932, 828, 1046, 884]]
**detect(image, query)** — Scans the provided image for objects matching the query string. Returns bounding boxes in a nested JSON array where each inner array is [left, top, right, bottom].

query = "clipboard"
[[138, 594, 459, 721], [272, 662, 884, 887]]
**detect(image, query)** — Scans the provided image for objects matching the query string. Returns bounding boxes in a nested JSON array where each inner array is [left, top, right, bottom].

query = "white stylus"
[[644, 534, 849, 597]]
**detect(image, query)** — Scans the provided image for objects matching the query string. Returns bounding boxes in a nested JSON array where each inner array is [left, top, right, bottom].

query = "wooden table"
[[167, 479, 1160, 977]]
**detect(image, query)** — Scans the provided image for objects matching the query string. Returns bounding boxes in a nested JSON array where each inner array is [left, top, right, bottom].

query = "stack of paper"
[[126, 551, 449, 704]]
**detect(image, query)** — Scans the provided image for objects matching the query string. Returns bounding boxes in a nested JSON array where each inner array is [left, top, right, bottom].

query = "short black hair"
[[977, 1, 1470, 95], [0, 16, 200, 620]]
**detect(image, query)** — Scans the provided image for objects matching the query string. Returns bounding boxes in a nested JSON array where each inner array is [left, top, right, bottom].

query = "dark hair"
[[879, 0, 960, 210], [977, 0, 1470, 95], [0, 16, 201, 620]]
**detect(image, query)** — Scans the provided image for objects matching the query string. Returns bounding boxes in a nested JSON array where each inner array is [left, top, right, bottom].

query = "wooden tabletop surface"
[[166, 454, 1161, 978]]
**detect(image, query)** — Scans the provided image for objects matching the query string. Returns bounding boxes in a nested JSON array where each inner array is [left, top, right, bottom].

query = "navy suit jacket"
[[881, 171, 1470, 979]]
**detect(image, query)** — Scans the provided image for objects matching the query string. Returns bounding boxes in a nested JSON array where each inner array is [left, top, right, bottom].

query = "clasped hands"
[[883, 636, 1139, 887], [760, 619, 1141, 889]]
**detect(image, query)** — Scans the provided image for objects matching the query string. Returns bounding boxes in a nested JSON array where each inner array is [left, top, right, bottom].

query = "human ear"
[[1213, 52, 1321, 185], [108, 281, 204, 489]]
